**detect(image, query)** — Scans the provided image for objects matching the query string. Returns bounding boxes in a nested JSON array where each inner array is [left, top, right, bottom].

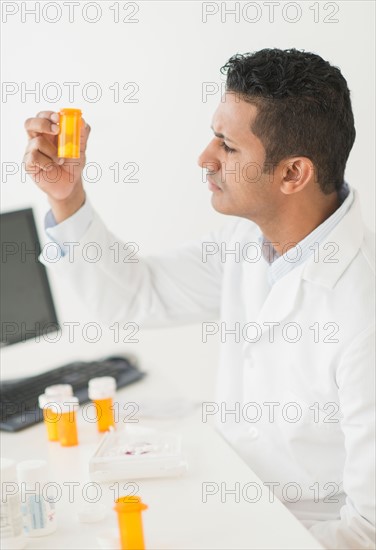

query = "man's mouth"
[[207, 176, 222, 191]]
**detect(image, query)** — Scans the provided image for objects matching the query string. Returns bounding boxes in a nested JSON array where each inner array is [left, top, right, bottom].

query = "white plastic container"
[[89, 426, 188, 483], [0, 458, 26, 550], [44, 384, 73, 397], [88, 377, 116, 401], [17, 459, 57, 536]]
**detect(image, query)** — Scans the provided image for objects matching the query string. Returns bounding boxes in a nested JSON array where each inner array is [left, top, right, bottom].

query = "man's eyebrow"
[[210, 125, 237, 144]]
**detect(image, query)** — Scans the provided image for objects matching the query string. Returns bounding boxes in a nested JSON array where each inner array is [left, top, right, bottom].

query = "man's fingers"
[[23, 149, 58, 173], [25, 136, 61, 165], [25, 114, 60, 139], [80, 119, 91, 152], [36, 110, 56, 119]]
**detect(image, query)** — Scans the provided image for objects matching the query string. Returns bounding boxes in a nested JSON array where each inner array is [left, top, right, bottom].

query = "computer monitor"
[[0, 208, 59, 347]]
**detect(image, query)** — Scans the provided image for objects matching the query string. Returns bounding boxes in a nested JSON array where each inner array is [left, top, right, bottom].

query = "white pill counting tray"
[[89, 426, 188, 482]]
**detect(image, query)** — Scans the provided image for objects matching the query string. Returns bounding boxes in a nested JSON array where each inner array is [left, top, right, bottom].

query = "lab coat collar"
[[302, 188, 364, 289], [249, 188, 364, 337]]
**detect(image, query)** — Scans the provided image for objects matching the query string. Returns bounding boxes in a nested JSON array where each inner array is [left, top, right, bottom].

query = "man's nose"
[[197, 146, 219, 173]]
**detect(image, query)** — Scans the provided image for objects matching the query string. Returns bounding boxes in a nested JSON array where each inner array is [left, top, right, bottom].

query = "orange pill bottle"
[[88, 376, 116, 432], [114, 496, 148, 550], [57, 108, 82, 158], [38, 384, 74, 442], [38, 395, 60, 442], [56, 397, 79, 447]]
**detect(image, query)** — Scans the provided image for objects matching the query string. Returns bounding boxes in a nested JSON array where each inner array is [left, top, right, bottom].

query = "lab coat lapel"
[[255, 262, 304, 334], [241, 238, 303, 333], [242, 252, 271, 321]]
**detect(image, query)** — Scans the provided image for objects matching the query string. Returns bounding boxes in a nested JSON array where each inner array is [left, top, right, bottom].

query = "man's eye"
[[219, 141, 235, 154]]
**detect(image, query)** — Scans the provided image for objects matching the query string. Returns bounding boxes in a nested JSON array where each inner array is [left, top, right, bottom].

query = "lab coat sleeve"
[[39, 203, 239, 327], [44, 195, 94, 255], [307, 324, 376, 550]]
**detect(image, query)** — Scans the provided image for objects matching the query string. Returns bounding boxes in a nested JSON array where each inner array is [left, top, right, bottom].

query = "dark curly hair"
[[220, 48, 356, 194]]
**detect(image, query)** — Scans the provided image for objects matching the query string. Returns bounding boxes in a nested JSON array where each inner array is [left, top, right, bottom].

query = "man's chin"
[[210, 194, 255, 221], [210, 193, 235, 216]]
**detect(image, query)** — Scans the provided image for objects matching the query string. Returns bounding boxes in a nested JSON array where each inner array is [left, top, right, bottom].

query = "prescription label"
[[21, 495, 55, 533], [0, 494, 24, 538]]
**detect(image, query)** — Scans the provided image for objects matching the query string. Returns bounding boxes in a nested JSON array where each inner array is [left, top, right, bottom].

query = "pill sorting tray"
[[89, 426, 188, 482]]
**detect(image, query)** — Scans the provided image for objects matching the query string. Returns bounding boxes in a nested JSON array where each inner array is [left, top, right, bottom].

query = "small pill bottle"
[[39, 385, 73, 442], [56, 397, 79, 447], [114, 496, 148, 550], [57, 108, 82, 159], [16, 460, 57, 537], [88, 377, 116, 432], [38, 395, 60, 442], [0, 458, 26, 550]]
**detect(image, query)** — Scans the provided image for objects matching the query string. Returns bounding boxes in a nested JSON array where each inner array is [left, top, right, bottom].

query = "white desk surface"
[[1, 370, 322, 550]]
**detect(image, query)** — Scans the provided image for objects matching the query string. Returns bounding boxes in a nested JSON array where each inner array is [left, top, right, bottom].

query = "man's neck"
[[259, 190, 340, 257]]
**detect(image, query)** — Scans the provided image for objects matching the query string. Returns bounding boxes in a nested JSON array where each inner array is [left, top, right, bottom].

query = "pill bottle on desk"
[[56, 397, 79, 447], [114, 496, 148, 550], [88, 377, 116, 432], [38, 395, 60, 442], [0, 458, 26, 550], [17, 460, 57, 537], [39, 385, 73, 442]]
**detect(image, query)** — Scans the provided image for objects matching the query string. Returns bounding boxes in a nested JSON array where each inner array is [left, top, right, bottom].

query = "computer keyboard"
[[0, 356, 146, 432]]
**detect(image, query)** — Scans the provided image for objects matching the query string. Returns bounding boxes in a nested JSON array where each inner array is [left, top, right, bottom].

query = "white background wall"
[[1, 1, 375, 399]]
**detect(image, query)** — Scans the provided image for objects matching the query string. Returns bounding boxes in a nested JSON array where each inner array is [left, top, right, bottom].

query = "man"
[[23, 49, 375, 549]]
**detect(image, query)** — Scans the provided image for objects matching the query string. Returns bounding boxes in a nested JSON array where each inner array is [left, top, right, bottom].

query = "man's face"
[[198, 92, 278, 221]]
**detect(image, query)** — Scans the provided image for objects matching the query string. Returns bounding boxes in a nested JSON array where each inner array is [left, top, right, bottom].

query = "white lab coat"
[[40, 189, 375, 549]]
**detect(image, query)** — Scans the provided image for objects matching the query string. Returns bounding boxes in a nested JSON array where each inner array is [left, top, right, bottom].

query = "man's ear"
[[279, 157, 315, 195]]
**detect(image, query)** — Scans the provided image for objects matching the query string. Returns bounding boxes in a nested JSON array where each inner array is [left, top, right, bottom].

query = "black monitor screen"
[[0, 208, 59, 346]]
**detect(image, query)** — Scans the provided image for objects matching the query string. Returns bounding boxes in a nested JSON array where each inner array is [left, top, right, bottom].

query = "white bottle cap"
[[17, 459, 48, 485], [55, 396, 79, 414], [45, 384, 73, 397], [0, 458, 17, 483], [88, 377, 116, 400], [38, 394, 60, 412]]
